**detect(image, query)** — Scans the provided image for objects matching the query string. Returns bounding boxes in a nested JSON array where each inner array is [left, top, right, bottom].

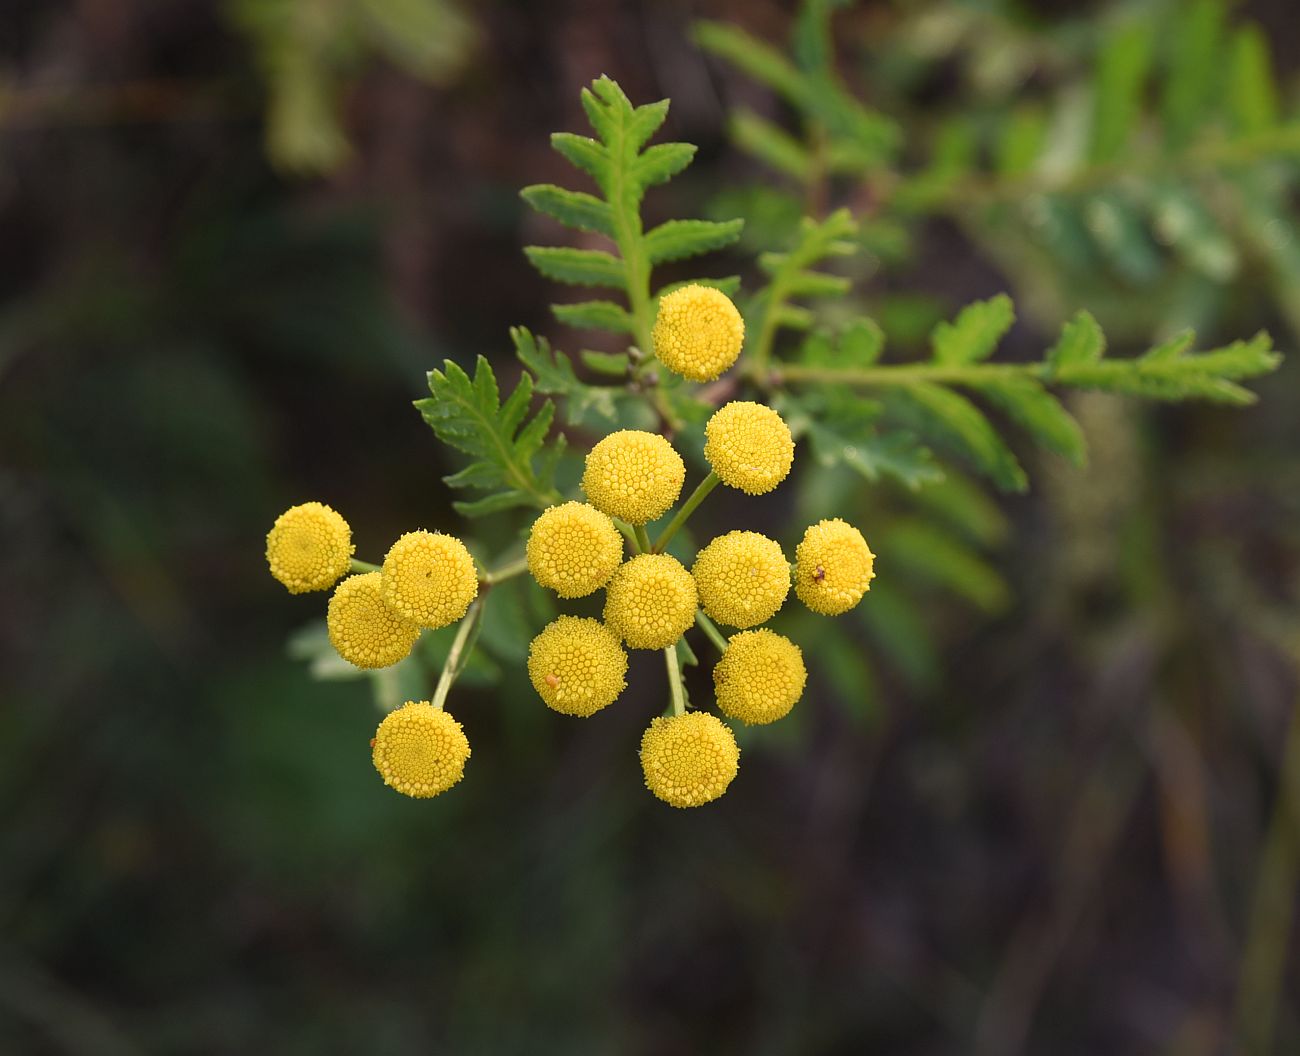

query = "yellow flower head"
[[714, 629, 807, 725], [380, 530, 478, 629], [652, 284, 745, 382], [526, 502, 623, 598], [795, 518, 876, 615], [372, 701, 470, 798], [581, 430, 685, 525], [327, 572, 420, 669], [603, 553, 697, 650], [527, 616, 628, 717], [704, 401, 795, 495], [266, 502, 353, 593], [692, 530, 790, 628], [640, 712, 740, 808]]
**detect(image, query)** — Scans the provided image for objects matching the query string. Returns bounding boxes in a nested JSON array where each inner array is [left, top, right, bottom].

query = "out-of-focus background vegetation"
[[2, 0, 1298, 1052]]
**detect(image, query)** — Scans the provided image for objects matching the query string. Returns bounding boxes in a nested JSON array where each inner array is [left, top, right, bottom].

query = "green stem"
[[430, 600, 483, 710], [695, 610, 729, 654], [771, 360, 1038, 389], [633, 524, 653, 555], [664, 645, 686, 717], [653, 472, 719, 553], [350, 558, 380, 573], [482, 555, 528, 586]]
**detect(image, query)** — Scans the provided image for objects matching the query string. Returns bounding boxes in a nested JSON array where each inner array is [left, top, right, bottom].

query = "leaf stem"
[[482, 555, 529, 586], [350, 558, 380, 573], [633, 524, 653, 554], [695, 610, 729, 654], [664, 645, 687, 717], [431, 600, 484, 710], [653, 472, 719, 552]]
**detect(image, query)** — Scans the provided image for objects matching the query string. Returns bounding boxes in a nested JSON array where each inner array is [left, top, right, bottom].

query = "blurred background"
[[2, 0, 1298, 1053]]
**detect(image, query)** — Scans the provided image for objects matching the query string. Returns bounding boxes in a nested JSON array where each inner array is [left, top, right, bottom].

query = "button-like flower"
[[603, 553, 697, 649], [582, 430, 685, 525], [639, 712, 740, 807], [327, 572, 420, 668], [381, 530, 478, 629], [714, 629, 806, 725], [704, 402, 794, 495], [652, 284, 745, 382], [527, 616, 628, 716], [372, 701, 471, 798], [692, 530, 790, 628], [794, 518, 875, 615], [526, 502, 624, 598], [266, 502, 353, 593]]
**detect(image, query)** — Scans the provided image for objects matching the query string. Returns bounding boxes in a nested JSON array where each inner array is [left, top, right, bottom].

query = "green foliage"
[[415, 356, 561, 516], [521, 76, 744, 349], [697, 0, 1300, 342], [229, 0, 474, 173]]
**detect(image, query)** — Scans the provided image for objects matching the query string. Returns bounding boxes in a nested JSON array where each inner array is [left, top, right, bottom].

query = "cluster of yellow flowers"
[[265, 504, 479, 796], [266, 286, 876, 808]]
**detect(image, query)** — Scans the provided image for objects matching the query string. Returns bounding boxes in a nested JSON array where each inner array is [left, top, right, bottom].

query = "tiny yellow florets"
[[327, 572, 420, 669], [795, 518, 876, 615], [266, 502, 353, 593], [581, 431, 685, 525], [692, 531, 790, 628], [527, 616, 628, 717], [380, 530, 478, 629], [639, 712, 740, 808], [714, 629, 807, 725], [603, 553, 697, 650], [652, 284, 745, 382], [372, 701, 471, 798], [526, 502, 624, 598], [704, 401, 795, 495]]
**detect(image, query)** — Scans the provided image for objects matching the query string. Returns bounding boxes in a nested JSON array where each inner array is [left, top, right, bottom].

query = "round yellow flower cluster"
[[268, 290, 877, 808]]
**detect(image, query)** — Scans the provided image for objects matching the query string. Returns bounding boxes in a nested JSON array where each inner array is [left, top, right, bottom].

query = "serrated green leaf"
[[1228, 25, 1279, 135], [693, 21, 805, 101], [841, 318, 885, 366], [523, 247, 625, 288], [550, 132, 607, 182], [520, 184, 613, 237], [1085, 192, 1162, 284], [512, 326, 622, 426], [452, 490, 538, 518], [785, 271, 852, 298], [580, 350, 630, 376], [887, 383, 1027, 492], [930, 294, 1015, 365], [643, 218, 744, 264], [1150, 187, 1240, 282], [552, 300, 634, 334], [633, 142, 697, 188], [1045, 310, 1106, 375], [997, 106, 1047, 177], [978, 377, 1087, 466], [417, 354, 558, 513], [1139, 330, 1195, 363], [1088, 19, 1153, 164]]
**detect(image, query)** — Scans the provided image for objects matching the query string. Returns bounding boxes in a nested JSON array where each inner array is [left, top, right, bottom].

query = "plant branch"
[[664, 645, 687, 717], [653, 472, 719, 552], [350, 558, 380, 573], [695, 610, 729, 653], [431, 600, 484, 710]]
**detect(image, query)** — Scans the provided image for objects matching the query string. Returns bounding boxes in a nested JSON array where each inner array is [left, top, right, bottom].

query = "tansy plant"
[[267, 76, 1279, 808]]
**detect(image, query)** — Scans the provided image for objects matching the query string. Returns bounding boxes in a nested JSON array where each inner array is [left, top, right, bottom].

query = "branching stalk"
[[695, 610, 729, 653], [431, 599, 484, 710], [350, 558, 380, 573], [664, 645, 687, 717], [653, 472, 719, 553]]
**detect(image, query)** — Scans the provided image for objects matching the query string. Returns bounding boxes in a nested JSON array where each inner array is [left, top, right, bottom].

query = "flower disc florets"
[[795, 518, 876, 615], [266, 502, 353, 593], [527, 616, 628, 717], [380, 530, 478, 629], [692, 531, 790, 628], [704, 402, 794, 495], [639, 712, 740, 808], [603, 553, 697, 650], [652, 285, 745, 382], [327, 572, 420, 669], [526, 502, 623, 598], [372, 701, 470, 798], [581, 431, 685, 525], [714, 629, 807, 725]]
